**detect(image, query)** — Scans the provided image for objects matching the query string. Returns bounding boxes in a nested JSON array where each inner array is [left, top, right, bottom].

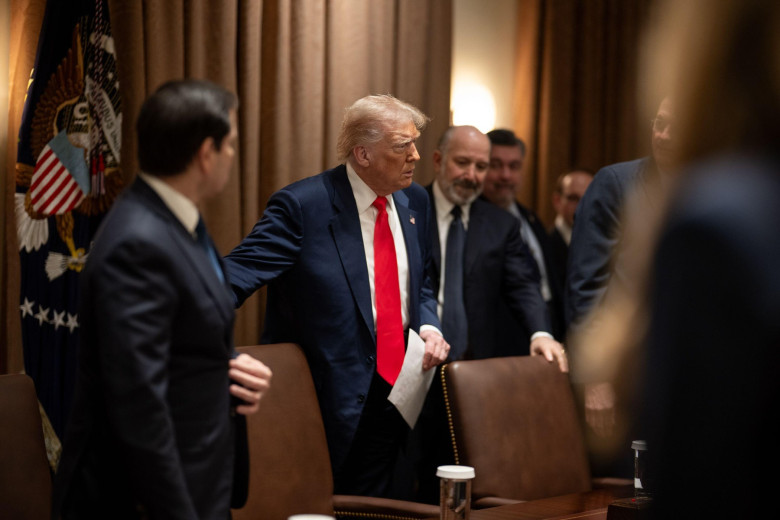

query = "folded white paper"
[[388, 329, 436, 428]]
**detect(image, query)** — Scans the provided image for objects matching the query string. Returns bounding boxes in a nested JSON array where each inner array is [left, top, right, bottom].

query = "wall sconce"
[[450, 82, 496, 133]]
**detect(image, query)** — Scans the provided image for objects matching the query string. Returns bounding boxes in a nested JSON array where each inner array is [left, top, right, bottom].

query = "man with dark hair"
[[547, 169, 594, 290], [223, 94, 449, 498], [482, 128, 566, 341], [52, 79, 272, 520]]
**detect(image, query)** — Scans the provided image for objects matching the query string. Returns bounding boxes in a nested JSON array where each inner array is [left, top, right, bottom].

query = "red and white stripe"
[[30, 147, 85, 216]]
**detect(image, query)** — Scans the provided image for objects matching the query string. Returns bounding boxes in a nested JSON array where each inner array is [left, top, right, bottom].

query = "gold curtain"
[[3, 0, 46, 374], [514, 0, 655, 226], [2, 0, 453, 368]]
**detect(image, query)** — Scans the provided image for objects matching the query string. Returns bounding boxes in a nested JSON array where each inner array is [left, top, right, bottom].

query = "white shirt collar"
[[346, 163, 399, 215], [555, 215, 571, 245], [555, 214, 573, 245], [139, 172, 200, 235]]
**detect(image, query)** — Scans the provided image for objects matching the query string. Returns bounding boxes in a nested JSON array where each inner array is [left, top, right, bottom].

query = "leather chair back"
[[0, 374, 52, 519], [442, 356, 591, 502], [232, 343, 334, 520]]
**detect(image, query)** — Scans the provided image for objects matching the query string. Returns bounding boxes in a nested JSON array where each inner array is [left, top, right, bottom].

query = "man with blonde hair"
[[224, 94, 449, 497]]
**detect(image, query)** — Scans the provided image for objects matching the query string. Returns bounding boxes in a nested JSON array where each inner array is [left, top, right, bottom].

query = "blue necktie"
[[195, 217, 225, 284], [442, 205, 468, 360]]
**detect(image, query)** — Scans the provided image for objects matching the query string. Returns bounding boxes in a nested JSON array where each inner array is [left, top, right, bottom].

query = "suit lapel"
[[464, 200, 483, 276], [426, 185, 442, 279], [328, 168, 375, 340], [133, 178, 234, 332], [176, 230, 235, 326]]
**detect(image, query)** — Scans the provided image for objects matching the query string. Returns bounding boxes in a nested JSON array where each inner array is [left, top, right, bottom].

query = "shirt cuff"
[[419, 324, 443, 337], [530, 331, 554, 341]]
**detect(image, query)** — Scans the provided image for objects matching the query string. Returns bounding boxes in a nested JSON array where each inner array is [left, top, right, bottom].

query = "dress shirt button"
[[357, 394, 366, 403], [366, 355, 375, 365]]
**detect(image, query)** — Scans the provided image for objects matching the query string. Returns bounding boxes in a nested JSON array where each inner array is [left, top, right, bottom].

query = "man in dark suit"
[[52, 80, 272, 520], [547, 169, 594, 292], [223, 94, 450, 498], [428, 125, 566, 363], [483, 129, 566, 341], [565, 97, 675, 479], [566, 97, 675, 331], [413, 125, 567, 503]]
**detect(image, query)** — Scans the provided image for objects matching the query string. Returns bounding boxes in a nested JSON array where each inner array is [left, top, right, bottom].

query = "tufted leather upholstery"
[[232, 343, 440, 520], [442, 356, 594, 504]]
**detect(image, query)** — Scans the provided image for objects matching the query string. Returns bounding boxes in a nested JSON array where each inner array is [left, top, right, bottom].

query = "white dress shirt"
[[346, 164, 411, 330]]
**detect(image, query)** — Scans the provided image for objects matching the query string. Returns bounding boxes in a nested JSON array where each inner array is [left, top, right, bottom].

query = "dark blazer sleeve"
[[501, 216, 552, 335], [223, 188, 304, 307], [408, 184, 441, 332], [565, 165, 627, 328]]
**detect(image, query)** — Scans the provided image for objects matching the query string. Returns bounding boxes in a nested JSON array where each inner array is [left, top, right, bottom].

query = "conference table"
[[464, 487, 639, 520]]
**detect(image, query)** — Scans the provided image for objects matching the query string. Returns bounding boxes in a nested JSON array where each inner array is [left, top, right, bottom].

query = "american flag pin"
[[410, 217, 416, 224]]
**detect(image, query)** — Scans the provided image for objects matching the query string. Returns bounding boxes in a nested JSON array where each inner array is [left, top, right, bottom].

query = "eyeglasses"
[[651, 117, 674, 136]]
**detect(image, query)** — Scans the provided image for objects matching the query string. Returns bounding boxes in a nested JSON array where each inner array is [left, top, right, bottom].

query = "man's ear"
[[551, 191, 562, 213], [432, 149, 443, 174], [352, 145, 371, 168], [195, 137, 216, 173]]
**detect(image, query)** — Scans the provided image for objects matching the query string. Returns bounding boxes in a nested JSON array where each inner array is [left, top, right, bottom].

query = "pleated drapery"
[[3, 0, 453, 365]]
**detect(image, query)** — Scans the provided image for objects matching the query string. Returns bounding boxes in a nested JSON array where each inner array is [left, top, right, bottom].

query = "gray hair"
[[336, 94, 429, 163]]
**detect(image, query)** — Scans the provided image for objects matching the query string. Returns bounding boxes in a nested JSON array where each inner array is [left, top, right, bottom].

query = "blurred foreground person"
[[573, 0, 780, 516]]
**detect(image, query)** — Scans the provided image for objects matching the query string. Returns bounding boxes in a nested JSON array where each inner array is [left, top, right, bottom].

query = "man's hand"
[[420, 330, 450, 370], [229, 353, 273, 415], [530, 336, 569, 373]]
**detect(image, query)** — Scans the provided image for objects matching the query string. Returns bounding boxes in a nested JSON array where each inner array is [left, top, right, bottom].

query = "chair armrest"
[[472, 496, 525, 509], [333, 494, 440, 520]]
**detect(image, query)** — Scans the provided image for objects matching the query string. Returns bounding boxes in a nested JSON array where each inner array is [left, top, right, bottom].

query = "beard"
[[444, 177, 483, 206]]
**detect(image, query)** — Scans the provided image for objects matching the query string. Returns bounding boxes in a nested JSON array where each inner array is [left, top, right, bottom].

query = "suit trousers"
[[334, 372, 408, 498]]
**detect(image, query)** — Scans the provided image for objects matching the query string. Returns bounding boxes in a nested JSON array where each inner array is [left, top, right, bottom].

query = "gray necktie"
[[442, 205, 468, 360]]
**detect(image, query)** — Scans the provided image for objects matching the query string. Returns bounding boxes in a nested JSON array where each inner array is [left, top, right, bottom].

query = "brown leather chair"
[[442, 355, 631, 507], [0, 373, 52, 519], [232, 343, 440, 520]]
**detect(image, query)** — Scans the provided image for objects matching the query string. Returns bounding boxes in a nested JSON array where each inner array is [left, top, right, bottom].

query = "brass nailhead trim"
[[440, 363, 460, 465], [334, 511, 430, 520]]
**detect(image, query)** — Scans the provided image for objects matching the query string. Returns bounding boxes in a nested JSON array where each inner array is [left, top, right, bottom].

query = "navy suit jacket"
[[427, 188, 550, 359], [565, 157, 655, 329], [224, 164, 440, 474], [53, 178, 246, 520]]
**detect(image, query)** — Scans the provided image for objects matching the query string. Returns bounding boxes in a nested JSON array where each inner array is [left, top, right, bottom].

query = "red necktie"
[[372, 197, 405, 385]]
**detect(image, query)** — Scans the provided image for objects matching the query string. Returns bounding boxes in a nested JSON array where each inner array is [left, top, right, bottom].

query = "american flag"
[[30, 130, 90, 216]]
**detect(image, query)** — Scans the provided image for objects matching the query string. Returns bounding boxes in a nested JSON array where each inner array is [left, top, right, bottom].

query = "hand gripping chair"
[[0, 374, 53, 519], [441, 356, 632, 508], [232, 343, 440, 520]]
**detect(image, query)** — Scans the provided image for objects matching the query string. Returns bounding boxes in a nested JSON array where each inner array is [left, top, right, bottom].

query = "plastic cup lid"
[[437, 465, 476, 479], [631, 440, 648, 451]]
